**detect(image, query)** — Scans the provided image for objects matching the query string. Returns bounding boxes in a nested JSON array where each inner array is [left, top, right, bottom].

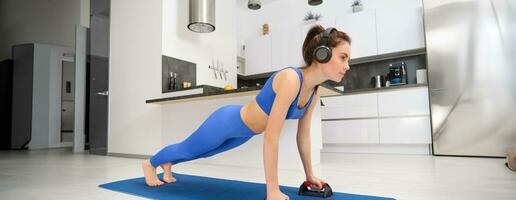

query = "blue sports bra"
[[255, 66, 317, 119]]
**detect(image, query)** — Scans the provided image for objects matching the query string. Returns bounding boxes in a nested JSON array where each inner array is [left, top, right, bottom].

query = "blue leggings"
[[150, 105, 258, 168]]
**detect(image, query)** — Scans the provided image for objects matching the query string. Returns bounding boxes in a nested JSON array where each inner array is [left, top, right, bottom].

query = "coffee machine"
[[388, 61, 407, 85]]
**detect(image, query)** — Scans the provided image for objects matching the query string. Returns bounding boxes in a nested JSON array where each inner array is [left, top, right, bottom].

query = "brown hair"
[[300, 25, 351, 69]]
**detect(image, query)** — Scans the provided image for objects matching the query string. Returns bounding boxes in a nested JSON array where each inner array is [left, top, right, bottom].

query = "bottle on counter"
[[170, 72, 178, 90], [169, 72, 173, 90], [401, 62, 408, 84]]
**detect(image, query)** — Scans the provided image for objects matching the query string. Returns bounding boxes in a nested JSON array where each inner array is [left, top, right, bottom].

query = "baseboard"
[[107, 152, 151, 159]]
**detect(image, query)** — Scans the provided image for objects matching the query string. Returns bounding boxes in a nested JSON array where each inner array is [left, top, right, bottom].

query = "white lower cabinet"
[[321, 86, 432, 154], [322, 119, 379, 144], [321, 93, 378, 119], [378, 87, 429, 117], [378, 116, 431, 144]]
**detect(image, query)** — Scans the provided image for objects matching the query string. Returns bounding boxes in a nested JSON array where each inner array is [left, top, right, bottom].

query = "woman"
[[142, 24, 351, 200]]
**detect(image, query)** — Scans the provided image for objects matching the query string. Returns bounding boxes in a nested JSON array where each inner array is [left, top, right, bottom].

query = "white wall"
[[109, 0, 242, 156], [80, 0, 90, 28], [236, 0, 423, 56], [109, 0, 163, 155], [0, 0, 89, 60], [162, 0, 237, 89], [27, 43, 73, 149]]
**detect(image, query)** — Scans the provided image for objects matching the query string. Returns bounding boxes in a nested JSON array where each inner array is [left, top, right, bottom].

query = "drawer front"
[[378, 87, 429, 117], [378, 116, 431, 144], [321, 93, 378, 119], [322, 119, 379, 144]]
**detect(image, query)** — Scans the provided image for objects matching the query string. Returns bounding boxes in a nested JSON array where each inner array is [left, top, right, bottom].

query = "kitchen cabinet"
[[321, 93, 378, 119], [322, 119, 379, 144], [376, 7, 425, 54], [377, 87, 429, 117], [270, 20, 336, 72], [271, 26, 303, 72], [243, 6, 425, 74], [242, 6, 425, 72], [245, 35, 271, 75], [377, 87, 430, 144], [379, 116, 431, 144], [320, 86, 431, 154], [300, 19, 336, 44], [335, 10, 378, 59]]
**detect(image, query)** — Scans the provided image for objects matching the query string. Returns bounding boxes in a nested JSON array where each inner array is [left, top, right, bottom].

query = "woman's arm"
[[296, 89, 319, 180], [263, 70, 299, 193]]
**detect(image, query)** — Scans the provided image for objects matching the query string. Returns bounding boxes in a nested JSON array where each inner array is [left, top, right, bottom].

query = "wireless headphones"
[[313, 27, 336, 63]]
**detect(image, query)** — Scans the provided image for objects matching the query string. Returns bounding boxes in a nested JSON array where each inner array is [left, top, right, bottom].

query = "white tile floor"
[[1, 148, 515, 200]]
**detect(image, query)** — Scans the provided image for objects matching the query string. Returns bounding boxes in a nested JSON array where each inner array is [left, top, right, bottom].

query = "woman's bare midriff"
[[240, 99, 268, 135]]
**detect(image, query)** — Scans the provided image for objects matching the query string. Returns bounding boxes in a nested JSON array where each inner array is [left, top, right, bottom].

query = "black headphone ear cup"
[[314, 46, 332, 63]]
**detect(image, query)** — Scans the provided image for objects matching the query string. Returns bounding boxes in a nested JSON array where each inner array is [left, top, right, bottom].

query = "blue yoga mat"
[[99, 173, 395, 200]]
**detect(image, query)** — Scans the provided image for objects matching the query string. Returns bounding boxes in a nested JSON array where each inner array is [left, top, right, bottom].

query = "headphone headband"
[[320, 27, 336, 47]]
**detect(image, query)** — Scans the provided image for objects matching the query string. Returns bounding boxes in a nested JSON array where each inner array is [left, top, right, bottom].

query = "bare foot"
[[142, 159, 164, 186], [161, 162, 177, 183]]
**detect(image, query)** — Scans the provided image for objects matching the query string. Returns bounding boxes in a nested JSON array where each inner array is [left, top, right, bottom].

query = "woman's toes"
[[163, 176, 176, 183], [148, 179, 164, 186]]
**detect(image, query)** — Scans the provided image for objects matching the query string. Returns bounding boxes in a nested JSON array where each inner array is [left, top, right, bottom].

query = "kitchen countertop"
[[146, 83, 344, 104], [337, 83, 428, 96], [146, 83, 429, 104]]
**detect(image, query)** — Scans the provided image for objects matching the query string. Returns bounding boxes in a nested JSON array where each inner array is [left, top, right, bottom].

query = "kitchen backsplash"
[[329, 54, 427, 90], [237, 76, 269, 88], [162, 55, 196, 93]]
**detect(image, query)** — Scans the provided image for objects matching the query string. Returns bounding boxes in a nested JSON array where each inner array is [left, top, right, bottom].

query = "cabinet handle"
[[96, 91, 109, 96]]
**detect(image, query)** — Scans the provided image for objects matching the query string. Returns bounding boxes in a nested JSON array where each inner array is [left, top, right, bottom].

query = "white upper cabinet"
[[335, 10, 378, 59], [376, 7, 425, 54], [271, 26, 303, 72], [245, 35, 272, 75], [300, 19, 336, 42], [242, 5, 425, 75]]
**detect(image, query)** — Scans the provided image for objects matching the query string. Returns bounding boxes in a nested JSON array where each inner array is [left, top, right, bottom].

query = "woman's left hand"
[[306, 176, 326, 190]]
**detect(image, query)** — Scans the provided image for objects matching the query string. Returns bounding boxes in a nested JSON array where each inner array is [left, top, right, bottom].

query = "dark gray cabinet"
[[11, 44, 34, 149], [0, 59, 14, 150]]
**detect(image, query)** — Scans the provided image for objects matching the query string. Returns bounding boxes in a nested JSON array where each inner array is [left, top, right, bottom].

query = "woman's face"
[[320, 41, 351, 82]]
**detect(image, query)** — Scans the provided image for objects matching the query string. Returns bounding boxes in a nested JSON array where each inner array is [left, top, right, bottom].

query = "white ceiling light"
[[248, 0, 261, 10], [308, 0, 322, 6]]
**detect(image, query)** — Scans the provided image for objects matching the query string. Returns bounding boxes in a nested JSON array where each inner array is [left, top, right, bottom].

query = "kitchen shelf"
[[349, 48, 426, 65]]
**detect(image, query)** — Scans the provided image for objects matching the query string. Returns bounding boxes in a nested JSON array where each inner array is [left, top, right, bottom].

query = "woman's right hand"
[[266, 189, 289, 200]]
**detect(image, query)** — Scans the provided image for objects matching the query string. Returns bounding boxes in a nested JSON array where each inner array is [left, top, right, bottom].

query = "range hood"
[[188, 0, 215, 33]]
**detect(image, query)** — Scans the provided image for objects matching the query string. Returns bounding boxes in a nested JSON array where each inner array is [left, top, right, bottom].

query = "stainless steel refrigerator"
[[424, 0, 516, 157]]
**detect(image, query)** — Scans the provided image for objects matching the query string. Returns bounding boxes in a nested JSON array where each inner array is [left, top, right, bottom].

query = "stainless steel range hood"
[[188, 0, 215, 33]]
